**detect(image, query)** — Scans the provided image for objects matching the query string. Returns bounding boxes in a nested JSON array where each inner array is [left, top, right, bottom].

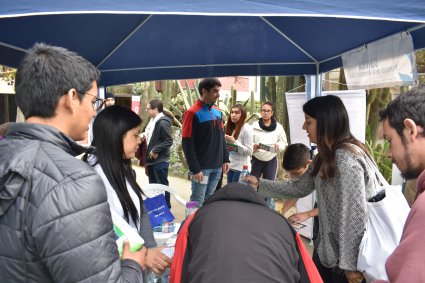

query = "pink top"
[[373, 169, 425, 283]]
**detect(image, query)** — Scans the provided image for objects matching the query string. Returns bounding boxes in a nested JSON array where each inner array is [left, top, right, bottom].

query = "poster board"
[[285, 89, 366, 239]]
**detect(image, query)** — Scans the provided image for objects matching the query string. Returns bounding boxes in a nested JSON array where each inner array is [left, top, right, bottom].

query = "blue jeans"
[[190, 167, 222, 205], [147, 161, 171, 208], [227, 169, 241, 184]]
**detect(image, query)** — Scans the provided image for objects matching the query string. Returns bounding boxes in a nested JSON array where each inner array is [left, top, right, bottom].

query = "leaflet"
[[259, 143, 277, 153], [226, 142, 243, 154], [188, 173, 209, 184]]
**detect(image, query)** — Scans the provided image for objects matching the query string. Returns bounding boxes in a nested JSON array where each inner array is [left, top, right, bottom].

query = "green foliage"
[[168, 126, 189, 176], [0, 66, 15, 86], [366, 140, 393, 182]]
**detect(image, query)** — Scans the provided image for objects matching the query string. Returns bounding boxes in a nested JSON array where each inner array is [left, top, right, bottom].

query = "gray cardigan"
[[258, 148, 376, 271]]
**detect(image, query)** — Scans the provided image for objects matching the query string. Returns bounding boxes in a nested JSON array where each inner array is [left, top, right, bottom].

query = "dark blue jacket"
[[182, 100, 229, 174]]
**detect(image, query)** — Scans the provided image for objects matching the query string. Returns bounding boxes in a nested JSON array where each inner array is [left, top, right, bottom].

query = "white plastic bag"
[[357, 184, 410, 282], [353, 145, 410, 282]]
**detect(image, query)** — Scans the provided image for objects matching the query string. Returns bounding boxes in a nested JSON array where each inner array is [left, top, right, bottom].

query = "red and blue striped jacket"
[[182, 100, 229, 174]]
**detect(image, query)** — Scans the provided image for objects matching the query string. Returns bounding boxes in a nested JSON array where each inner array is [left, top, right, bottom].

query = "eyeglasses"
[[261, 109, 272, 113], [79, 91, 105, 111]]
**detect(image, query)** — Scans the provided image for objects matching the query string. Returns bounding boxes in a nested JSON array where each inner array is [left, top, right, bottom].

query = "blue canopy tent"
[[0, 0, 425, 86]]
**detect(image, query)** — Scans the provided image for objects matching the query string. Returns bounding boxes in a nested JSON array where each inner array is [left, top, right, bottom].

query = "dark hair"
[[105, 92, 115, 99], [15, 43, 100, 119], [303, 95, 368, 179], [262, 101, 274, 110], [86, 105, 144, 225], [198, 78, 222, 95], [148, 99, 163, 112], [225, 104, 247, 140], [282, 143, 311, 171], [379, 86, 425, 140]]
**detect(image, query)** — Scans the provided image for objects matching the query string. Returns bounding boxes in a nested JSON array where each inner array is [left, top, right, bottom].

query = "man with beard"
[[374, 86, 425, 283]]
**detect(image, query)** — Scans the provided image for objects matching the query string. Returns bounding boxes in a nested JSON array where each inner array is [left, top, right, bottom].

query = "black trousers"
[[312, 250, 365, 283]]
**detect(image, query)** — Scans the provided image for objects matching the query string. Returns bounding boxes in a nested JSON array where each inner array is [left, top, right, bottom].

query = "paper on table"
[[292, 222, 307, 232]]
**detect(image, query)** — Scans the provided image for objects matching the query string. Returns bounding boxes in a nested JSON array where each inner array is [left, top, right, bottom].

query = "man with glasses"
[[140, 99, 173, 208], [82, 91, 106, 111], [251, 101, 288, 209], [0, 43, 146, 282]]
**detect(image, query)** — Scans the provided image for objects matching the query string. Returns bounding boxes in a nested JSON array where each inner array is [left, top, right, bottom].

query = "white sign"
[[323, 90, 367, 143], [285, 92, 310, 146], [286, 90, 366, 144], [131, 95, 141, 114], [342, 32, 417, 90]]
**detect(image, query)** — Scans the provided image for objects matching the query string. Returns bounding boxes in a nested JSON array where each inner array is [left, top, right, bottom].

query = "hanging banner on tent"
[[131, 95, 141, 114], [342, 32, 417, 90]]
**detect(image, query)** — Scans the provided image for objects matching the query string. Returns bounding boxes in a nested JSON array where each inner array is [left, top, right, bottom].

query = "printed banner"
[[131, 95, 141, 114], [342, 32, 417, 89]]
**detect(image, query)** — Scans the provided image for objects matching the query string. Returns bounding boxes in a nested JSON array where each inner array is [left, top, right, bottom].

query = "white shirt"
[[144, 112, 164, 145], [94, 164, 141, 230], [251, 120, 288, 162], [229, 123, 253, 172]]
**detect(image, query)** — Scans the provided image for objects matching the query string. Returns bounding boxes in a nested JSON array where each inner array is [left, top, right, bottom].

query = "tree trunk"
[[338, 68, 348, 91], [260, 77, 267, 103]]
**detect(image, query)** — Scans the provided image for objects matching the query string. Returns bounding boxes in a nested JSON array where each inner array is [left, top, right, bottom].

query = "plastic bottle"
[[146, 271, 160, 283], [185, 200, 199, 218], [238, 165, 249, 185]]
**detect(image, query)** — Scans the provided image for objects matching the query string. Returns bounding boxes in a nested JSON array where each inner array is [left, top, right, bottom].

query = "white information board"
[[285, 92, 310, 146], [285, 89, 367, 239], [286, 90, 366, 144]]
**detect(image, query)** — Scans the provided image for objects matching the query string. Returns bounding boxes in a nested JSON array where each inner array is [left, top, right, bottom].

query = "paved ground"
[[134, 165, 314, 255]]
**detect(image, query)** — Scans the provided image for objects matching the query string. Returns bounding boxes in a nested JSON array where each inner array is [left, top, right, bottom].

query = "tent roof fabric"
[[1, 0, 425, 86]]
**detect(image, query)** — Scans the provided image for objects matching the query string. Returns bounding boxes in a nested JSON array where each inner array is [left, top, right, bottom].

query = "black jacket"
[[0, 123, 144, 282], [182, 100, 230, 174], [177, 183, 311, 283], [146, 115, 173, 165]]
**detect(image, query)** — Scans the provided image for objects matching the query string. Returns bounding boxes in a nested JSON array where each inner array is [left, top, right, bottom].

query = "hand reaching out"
[[288, 212, 311, 225], [146, 247, 172, 274], [288, 208, 318, 224]]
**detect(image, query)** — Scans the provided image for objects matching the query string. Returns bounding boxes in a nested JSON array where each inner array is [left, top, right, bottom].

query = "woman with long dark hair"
[[246, 95, 375, 283], [84, 105, 172, 275], [224, 104, 253, 183]]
